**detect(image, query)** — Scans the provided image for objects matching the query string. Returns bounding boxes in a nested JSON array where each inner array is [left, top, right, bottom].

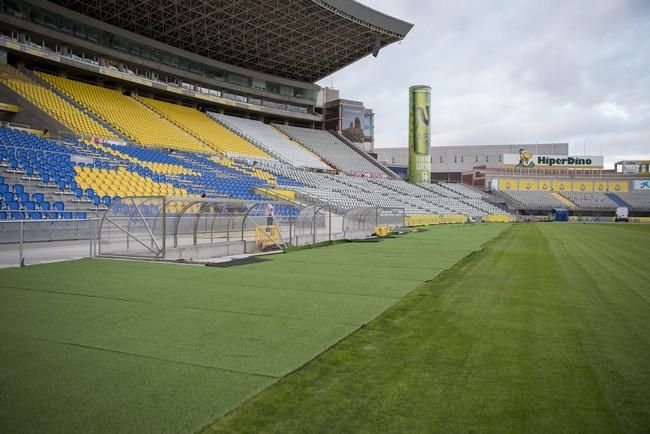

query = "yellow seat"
[[136, 96, 273, 160], [0, 65, 116, 140], [38, 72, 213, 154], [73, 166, 191, 198]]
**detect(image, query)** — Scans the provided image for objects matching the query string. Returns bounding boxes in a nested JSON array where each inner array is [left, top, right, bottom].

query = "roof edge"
[[24, 0, 320, 89], [314, 0, 414, 38]]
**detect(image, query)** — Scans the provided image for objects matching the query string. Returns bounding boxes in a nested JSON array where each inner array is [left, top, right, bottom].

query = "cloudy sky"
[[318, 0, 650, 168]]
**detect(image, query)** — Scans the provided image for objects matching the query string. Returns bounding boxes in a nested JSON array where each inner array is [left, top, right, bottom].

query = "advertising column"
[[408, 85, 431, 183]]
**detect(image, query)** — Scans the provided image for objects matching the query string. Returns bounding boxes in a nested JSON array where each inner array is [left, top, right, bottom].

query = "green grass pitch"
[[208, 223, 650, 433], [0, 224, 506, 433]]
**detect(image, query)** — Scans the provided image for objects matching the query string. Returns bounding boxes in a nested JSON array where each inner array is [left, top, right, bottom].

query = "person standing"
[[265, 203, 275, 226]]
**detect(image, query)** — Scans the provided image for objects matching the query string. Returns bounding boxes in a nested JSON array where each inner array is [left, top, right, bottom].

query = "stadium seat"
[[136, 96, 273, 160], [12, 184, 24, 195], [38, 72, 213, 153], [0, 124, 514, 221], [0, 65, 116, 140], [275, 124, 385, 175], [210, 113, 330, 170]]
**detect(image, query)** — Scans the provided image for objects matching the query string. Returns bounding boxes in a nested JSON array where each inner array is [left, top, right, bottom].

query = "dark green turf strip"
[[207, 223, 650, 434], [0, 331, 272, 434], [0, 224, 507, 433]]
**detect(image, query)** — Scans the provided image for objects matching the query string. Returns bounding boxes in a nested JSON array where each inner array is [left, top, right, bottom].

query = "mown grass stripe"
[[206, 224, 650, 434]]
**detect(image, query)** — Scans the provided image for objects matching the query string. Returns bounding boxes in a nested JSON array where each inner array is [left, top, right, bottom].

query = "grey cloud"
[[318, 0, 650, 168]]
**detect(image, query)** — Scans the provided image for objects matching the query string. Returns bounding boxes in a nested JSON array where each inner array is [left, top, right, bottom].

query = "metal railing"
[[0, 218, 100, 267]]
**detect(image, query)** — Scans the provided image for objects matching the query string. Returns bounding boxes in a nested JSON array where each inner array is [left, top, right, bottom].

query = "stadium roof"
[[47, 0, 413, 83]]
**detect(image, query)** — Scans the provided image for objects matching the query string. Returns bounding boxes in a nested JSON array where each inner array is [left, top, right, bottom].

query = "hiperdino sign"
[[503, 149, 603, 168]]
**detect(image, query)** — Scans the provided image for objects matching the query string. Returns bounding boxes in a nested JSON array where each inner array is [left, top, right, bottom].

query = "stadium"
[[0, 1, 648, 433]]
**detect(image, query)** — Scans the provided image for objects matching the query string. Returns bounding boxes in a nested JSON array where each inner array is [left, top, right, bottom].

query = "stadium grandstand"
[[0, 0, 518, 234], [0, 0, 646, 224], [0, 2, 649, 434], [378, 142, 650, 218], [490, 172, 650, 217]]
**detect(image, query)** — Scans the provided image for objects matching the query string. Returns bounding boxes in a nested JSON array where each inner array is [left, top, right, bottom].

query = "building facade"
[[377, 143, 569, 172]]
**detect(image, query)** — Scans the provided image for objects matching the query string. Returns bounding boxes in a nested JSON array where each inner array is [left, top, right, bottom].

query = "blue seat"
[[92, 196, 101, 207], [40, 202, 51, 211], [0, 184, 8, 194], [85, 188, 94, 198], [7, 201, 19, 211], [48, 212, 59, 219], [12, 184, 24, 195], [0, 176, 4, 184], [11, 211, 24, 220], [62, 212, 73, 219], [24, 201, 36, 211], [102, 195, 112, 207], [75, 212, 87, 220], [74, 188, 84, 199], [53, 201, 65, 211], [0, 211, 7, 220], [19, 192, 30, 203], [30, 212, 43, 220], [58, 181, 67, 192], [33, 192, 44, 203]]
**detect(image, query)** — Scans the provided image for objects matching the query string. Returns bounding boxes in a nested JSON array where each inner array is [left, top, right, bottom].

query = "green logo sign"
[[515, 148, 536, 168]]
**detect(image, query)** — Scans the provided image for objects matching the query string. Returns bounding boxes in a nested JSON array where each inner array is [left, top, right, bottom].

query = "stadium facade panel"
[[377, 143, 570, 173]]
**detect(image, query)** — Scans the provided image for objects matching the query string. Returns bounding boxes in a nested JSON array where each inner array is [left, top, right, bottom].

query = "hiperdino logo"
[[504, 152, 602, 168], [515, 148, 535, 168], [538, 156, 593, 166]]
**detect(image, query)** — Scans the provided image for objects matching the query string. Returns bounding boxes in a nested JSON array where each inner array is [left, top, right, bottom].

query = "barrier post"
[[19, 220, 24, 267], [289, 220, 293, 246], [161, 197, 166, 257], [313, 207, 317, 245], [328, 207, 332, 241]]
